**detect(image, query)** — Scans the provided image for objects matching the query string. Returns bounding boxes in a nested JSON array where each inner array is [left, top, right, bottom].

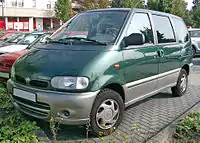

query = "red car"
[[0, 31, 88, 83], [0, 32, 52, 83], [0, 31, 19, 39], [0, 49, 28, 83]]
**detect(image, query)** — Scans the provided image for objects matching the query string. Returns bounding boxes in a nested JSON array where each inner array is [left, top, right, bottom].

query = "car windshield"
[[18, 33, 42, 45], [189, 30, 200, 37], [0, 33, 19, 40], [51, 10, 129, 45], [7, 33, 27, 43]]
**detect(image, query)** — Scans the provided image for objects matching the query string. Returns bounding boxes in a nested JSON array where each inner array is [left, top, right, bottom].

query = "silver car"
[[189, 28, 200, 56]]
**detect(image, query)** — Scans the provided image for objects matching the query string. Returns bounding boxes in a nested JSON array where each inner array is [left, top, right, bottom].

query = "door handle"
[[157, 49, 164, 58]]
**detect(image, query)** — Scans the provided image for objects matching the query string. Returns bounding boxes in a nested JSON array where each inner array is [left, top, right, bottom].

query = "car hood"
[[0, 49, 28, 63], [0, 44, 28, 54], [14, 46, 101, 80]]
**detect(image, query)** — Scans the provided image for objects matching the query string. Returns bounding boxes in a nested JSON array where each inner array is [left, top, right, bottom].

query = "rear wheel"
[[192, 46, 196, 57], [90, 89, 124, 136], [171, 69, 188, 97]]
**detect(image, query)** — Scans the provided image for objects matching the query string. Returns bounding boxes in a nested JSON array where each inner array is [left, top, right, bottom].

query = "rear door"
[[172, 17, 191, 68], [152, 15, 182, 89]]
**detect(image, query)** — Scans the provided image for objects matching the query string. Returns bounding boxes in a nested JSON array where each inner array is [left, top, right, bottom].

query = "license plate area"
[[13, 88, 36, 102]]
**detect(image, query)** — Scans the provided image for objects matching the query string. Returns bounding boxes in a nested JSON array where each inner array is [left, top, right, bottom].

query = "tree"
[[192, 7, 200, 27], [147, 0, 164, 12], [111, 0, 124, 8], [192, 0, 200, 11], [98, 0, 110, 8], [83, 0, 109, 10], [124, 0, 144, 8], [171, 0, 187, 18], [55, 0, 72, 22]]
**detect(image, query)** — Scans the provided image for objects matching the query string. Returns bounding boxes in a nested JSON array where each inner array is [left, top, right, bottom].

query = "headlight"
[[51, 76, 89, 90]]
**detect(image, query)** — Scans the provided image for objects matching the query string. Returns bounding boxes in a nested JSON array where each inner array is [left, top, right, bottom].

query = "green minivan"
[[7, 8, 193, 136]]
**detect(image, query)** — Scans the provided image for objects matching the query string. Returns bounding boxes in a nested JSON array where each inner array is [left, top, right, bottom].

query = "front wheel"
[[171, 69, 188, 97], [90, 89, 124, 136]]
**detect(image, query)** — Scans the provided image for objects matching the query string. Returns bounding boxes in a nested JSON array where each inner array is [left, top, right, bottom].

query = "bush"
[[0, 87, 40, 143], [174, 112, 200, 142]]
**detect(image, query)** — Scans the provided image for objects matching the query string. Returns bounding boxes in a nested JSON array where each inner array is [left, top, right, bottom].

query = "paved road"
[[38, 58, 200, 143]]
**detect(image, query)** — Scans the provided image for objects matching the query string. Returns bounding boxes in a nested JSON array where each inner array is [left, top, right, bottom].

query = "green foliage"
[[0, 89, 40, 143], [192, 0, 200, 11], [55, 0, 72, 22], [124, 0, 144, 8], [111, 0, 144, 8], [147, 0, 165, 12], [175, 112, 200, 141], [171, 0, 187, 18], [111, 0, 124, 8], [192, 7, 200, 27], [83, 0, 109, 10]]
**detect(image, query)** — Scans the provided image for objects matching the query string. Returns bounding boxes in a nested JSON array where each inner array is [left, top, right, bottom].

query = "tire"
[[192, 47, 196, 57], [171, 69, 188, 97], [90, 89, 124, 136]]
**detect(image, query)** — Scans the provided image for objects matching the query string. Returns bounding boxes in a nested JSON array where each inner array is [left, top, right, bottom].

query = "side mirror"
[[123, 33, 145, 47]]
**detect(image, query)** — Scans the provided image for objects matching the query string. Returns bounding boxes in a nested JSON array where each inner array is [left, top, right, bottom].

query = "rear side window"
[[152, 15, 176, 44], [126, 13, 154, 44], [173, 18, 189, 43]]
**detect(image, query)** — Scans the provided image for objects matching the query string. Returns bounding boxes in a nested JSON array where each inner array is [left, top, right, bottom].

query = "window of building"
[[32, 0, 36, 7], [52, 19, 60, 30], [47, 1, 51, 9], [152, 15, 176, 44], [19, 17, 29, 31], [7, 17, 17, 30], [43, 18, 51, 31], [12, 1, 17, 7], [173, 18, 189, 43], [126, 13, 154, 44]]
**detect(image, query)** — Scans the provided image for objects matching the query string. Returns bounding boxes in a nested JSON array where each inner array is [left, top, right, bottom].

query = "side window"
[[152, 15, 176, 44], [126, 13, 154, 44], [172, 18, 189, 43]]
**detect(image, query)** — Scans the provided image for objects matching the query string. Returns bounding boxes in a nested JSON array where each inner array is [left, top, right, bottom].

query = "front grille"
[[15, 75, 26, 84], [13, 95, 50, 118], [15, 75, 49, 89], [30, 80, 48, 88]]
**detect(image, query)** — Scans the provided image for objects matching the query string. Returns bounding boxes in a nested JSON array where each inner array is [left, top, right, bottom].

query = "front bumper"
[[7, 79, 99, 125]]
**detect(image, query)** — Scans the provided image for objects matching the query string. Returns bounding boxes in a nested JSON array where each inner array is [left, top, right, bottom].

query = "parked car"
[[0, 32, 29, 47], [7, 8, 193, 136], [188, 28, 200, 56], [0, 31, 20, 42], [0, 32, 48, 54], [0, 33, 52, 83]]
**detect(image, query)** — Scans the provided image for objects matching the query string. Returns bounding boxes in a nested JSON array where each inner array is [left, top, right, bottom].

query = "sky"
[[185, 0, 193, 10]]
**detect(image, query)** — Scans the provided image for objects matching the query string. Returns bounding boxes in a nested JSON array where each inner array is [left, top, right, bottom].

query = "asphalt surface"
[[37, 58, 200, 143]]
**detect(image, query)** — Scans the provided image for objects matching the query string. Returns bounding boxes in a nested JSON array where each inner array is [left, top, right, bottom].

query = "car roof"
[[87, 8, 182, 20]]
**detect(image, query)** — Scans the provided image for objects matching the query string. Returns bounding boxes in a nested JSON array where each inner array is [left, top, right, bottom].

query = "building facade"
[[0, 0, 81, 31]]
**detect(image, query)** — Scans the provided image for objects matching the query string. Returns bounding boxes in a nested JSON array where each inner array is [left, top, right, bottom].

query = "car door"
[[152, 14, 182, 89], [122, 12, 159, 104]]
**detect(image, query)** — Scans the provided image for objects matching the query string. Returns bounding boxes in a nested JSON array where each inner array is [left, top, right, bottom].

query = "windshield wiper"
[[59, 37, 107, 45]]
